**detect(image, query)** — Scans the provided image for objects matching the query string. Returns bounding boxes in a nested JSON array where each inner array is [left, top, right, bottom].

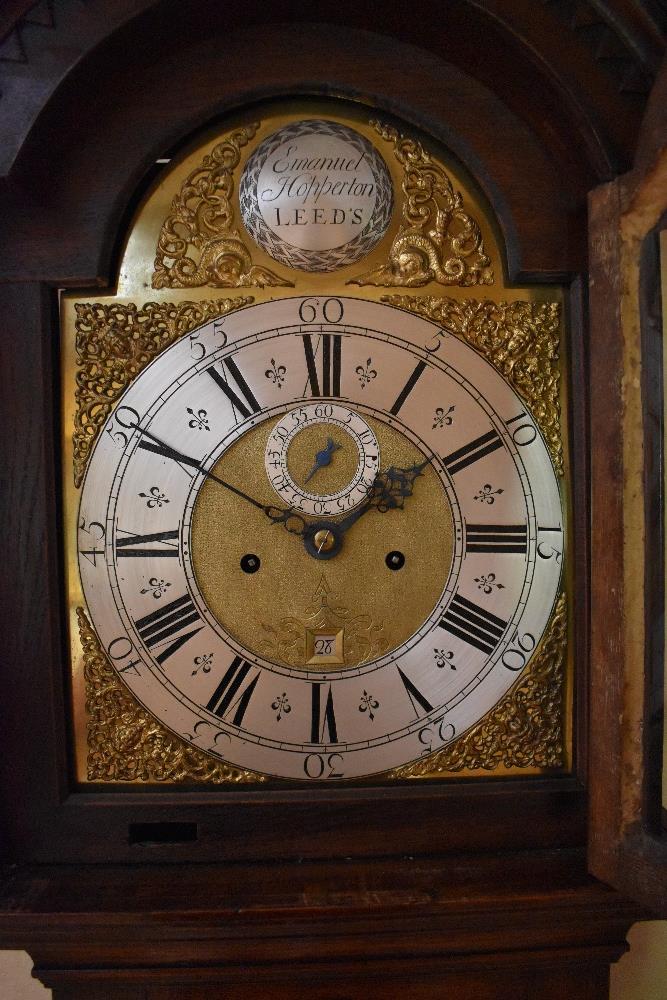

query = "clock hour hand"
[[337, 459, 430, 534], [301, 459, 429, 559], [134, 423, 305, 533]]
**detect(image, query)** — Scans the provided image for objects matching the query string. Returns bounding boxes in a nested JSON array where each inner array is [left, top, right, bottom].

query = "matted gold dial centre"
[[191, 414, 455, 671]]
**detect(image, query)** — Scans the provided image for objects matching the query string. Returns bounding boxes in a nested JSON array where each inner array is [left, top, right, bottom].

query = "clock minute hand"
[[135, 425, 306, 533]]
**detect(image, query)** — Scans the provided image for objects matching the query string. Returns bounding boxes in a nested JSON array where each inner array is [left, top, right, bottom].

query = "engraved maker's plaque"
[[239, 120, 393, 271]]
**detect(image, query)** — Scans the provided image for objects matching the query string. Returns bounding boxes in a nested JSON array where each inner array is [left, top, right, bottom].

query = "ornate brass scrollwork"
[[73, 297, 252, 486], [152, 125, 293, 289], [78, 608, 266, 784], [350, 122, 493, 288]]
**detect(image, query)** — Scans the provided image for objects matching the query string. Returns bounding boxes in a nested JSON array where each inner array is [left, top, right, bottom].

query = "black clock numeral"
[[443, 429, 503, 476], [302, 333, 342, 397], [115, 528, 180, 558], [389, 360, 427, 415], [397, 667, 434, 716], [133, 593, 203, 665], [206, 656, 260, 727], [465, 523, 528, 554], [439, 593, 507, 655], [506, 411, 537, 446], [208, 356, 261, 420], [310, 683, 338, 744]]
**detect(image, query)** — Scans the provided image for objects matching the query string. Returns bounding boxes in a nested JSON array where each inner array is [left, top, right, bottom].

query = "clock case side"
[[0, 24, 594, 868], [588, 56, 667, 916]]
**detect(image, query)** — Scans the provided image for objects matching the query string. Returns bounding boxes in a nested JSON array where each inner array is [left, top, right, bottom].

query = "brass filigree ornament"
[[259, 576, 386, 668], [349, 122, 493, 288], [383, 295, 563, 476], [152, 124, 293, 289], [393, 593, 567, 777], [78, 607, 266, 783], [73, 297, 252, 487]]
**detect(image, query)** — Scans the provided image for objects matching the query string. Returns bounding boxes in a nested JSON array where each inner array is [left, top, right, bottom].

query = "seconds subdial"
[[264, 403, 380, 516]]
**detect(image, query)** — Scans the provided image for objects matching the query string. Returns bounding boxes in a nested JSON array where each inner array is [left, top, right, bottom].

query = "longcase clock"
[[1, 6, 664, 996]]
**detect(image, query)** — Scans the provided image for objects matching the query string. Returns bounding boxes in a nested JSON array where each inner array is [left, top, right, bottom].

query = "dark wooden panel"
[[0, 281, 68, 858], [0, 13, 595, 286], [0, 851, 640, 998], [49, 964, 612, 1000]]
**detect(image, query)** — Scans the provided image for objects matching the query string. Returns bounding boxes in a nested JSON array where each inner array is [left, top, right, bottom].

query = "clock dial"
[[78, 296, 563, 780]]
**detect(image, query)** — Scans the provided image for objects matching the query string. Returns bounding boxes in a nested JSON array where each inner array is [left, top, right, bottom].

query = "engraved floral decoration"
[[434, 649, 457, 670], [72, 297, 252, 487], [393, 593, 567, 777], [349, 121, 493, 288], [152, 124, 292, 289], [260, 577, 386, 668], [78, 608, 266, 783], [383, 295, 563, 476]]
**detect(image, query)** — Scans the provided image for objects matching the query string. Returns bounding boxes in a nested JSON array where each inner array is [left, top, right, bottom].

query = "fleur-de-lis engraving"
[[265, 358, 287, 388], [432, 405, 455, 429], [140, 577, 171, 599], [191, 653, 214, 677], [272, 693, 291, 722], [474, 483, 504, 505], [355, 358, 377, 388], [139, 486, 169, 508], [474, 572, 505, 595], [359, 690, 380, 721], [187, 407, 210, 431], [434, 648, 457, 670]]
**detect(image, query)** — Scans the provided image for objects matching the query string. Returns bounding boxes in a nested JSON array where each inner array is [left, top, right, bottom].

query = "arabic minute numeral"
[[537, 526, 563, 561], [105, 405, 140, 448], [78, 517, 106, 567], [189, 318, 227, 360], [106, 636, 142, 676], [501, 631, 537, 671], [418, 718, 456, 754], [303, 752, 344, 779], [506, 412, 537, 446], [298, 297, 344, 324]]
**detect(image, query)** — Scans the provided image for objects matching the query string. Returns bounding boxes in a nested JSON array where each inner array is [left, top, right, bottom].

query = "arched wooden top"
[[0, 1, 663, 286]]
